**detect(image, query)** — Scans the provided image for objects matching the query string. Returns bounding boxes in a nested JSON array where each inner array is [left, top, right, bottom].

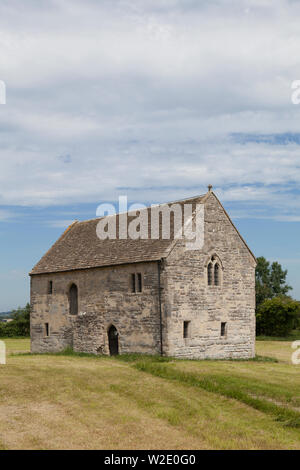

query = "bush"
[[256, 296, 300, 337], [0, 304, 30, 337]]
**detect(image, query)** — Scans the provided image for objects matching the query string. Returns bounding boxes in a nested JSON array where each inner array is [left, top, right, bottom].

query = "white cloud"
[[0, 0, 300, 217]]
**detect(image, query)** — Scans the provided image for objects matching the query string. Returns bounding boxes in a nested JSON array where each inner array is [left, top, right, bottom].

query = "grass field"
[[0, 338, 299, 449]]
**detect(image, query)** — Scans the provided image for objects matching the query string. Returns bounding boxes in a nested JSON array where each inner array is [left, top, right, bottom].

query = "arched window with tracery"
[[207, 255, 222, 286]]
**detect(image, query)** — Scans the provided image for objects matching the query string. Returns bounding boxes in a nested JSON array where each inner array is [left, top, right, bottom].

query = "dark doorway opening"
[[108, 325, 119, 355]]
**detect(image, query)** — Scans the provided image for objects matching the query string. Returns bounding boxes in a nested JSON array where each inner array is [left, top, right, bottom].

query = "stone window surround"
[[129, 272, 143, 294], [44, 322, 50, 337], [67, 282, 79, 316], [220, 321, 227, 338], [183, 320, 191, 339], [206, 253, 223, 287], [47, 280, 53, 295]]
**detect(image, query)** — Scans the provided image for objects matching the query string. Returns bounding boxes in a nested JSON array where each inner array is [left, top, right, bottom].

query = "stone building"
[[30, 187, 256, 359]]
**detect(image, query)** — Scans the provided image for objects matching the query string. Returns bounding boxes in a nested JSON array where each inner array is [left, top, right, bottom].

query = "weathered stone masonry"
[[30, 262, 161, 354], [162, 195, 256, 359], [30, 190, 256, 359]]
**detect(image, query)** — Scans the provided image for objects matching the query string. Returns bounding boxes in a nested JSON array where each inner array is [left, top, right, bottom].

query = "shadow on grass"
[[12, 346, 104, 359], [14, 347, 278, 363]]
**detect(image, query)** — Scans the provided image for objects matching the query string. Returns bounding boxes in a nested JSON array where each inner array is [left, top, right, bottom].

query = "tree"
[[256, 296, 300, 337], [11, 303, 30, 336], [255, 257, 292, 309], [0, 303, 30, 337]]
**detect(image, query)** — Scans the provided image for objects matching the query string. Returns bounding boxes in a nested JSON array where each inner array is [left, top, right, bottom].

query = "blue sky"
[[1, 0, 300, 310]]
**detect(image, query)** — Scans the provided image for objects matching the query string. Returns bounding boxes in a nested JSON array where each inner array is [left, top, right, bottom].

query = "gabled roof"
[[30, 194, 206, 275], [210, 192, 256, 264], [30, 191, 256, 275]]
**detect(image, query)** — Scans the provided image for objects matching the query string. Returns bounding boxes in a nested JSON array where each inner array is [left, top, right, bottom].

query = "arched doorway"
[[108, 325, 119, 355]]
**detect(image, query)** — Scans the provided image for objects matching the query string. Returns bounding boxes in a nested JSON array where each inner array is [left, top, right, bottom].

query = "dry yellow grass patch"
[[0, 338, 299, 449], [256, 340, 296, 363]]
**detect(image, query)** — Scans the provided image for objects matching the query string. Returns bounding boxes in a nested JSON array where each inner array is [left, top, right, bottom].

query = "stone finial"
[[208, 184, 213, 192]]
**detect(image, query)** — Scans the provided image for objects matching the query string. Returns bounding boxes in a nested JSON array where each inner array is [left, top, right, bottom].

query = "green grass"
[[257, 329, 300, 341], [134, 361, 300, 428], [17, 346, 278, 363], [0, 338, 300, 449]]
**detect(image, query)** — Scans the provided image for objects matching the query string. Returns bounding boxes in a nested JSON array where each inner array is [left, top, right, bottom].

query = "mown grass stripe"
[[134, 361, 300, 428]]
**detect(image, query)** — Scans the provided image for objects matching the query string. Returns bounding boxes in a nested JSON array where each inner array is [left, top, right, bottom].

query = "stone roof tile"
[[30, 194, 206, 275]]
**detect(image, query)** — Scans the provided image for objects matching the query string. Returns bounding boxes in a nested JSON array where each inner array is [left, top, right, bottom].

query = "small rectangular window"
[[131, 273, 136, 293], [48, 281, 53, 295], [137, 273, 142, 292], [183, 321, 191, 339], [221, 322, 227, 337], [44, 323, 49, 337]]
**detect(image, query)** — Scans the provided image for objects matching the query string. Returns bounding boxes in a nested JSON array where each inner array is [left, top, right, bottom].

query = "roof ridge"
[[32, 190, 247, 276], [75, 193, 206, 225]]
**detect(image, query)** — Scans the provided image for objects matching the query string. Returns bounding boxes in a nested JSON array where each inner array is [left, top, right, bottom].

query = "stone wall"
[[30, 192, 256, 359], [30, 262, 162, 354], [161, 193, 256, 359]]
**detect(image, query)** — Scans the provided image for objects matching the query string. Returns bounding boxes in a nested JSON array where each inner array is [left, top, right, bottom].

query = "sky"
[[1, 0, 300, 310]]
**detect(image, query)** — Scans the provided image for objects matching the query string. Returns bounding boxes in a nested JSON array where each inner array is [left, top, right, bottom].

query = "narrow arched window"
[[214, 263, 220, 286], [207, 256, 222, 286], [207, 263, 213, 286], [69, 284, 78, 315]]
